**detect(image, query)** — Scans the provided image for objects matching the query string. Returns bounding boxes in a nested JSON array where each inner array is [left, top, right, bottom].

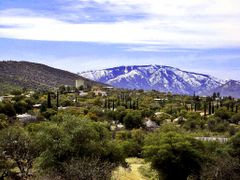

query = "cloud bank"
[[0, 0, 240, 48]]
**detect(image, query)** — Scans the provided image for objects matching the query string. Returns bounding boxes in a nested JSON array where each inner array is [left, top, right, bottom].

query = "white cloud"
[[0, 0, 240, 48]]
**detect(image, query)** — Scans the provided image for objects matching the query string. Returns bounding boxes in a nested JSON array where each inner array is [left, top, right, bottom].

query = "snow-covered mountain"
[[203, 80, 240, 98], [80, 65, 226, 95]]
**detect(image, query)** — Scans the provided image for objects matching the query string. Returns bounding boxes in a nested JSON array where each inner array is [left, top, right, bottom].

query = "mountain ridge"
[[80, 64, 239, 97], [0, 60, 103, 94]]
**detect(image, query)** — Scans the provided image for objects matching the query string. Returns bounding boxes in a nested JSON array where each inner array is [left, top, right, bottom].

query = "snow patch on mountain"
[[80, 65, 225, 95]]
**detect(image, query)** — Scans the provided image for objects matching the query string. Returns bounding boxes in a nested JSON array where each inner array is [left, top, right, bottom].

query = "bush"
[[123, 110, 144, 130], [0, 114, 8, 130], [143, 131, 205, 180], [230, 113, 240, 124], [42, 108, 57, 120], [0, 127, 39, 179], [214, 108, 231, 120], [31, 115, 126, 176]]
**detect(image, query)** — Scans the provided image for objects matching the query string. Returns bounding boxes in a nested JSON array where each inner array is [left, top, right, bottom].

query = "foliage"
[[214, 107, 231, 120], [0, 126, 39, 179], [0, 114, 8, 130], [143, 131, 205, 180], [41, 108, 57, 119], [123, 110, 144, 130], [200, 155, 240, 180], [0, 102, 16, 117], [29, 115, 125, 176], [229, 131, 240, 159], [230, 113, 240, 124]]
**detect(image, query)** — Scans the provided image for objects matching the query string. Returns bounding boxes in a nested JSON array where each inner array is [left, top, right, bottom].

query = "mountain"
[[203, 80, 240, 98], [80, 65, 226, 95], [0, 61, 102, 93]]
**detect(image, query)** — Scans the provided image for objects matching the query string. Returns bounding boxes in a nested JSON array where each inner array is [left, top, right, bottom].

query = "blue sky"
[[0, 0, 240, 80]]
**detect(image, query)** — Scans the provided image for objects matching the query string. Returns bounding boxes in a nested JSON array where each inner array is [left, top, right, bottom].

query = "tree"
[[0, 114, 8, 130], [42, 108, 57, 119], [47, 92, 52, 108], [2, 103, 16, 117], [0, 127, 39, 179], [214, 107, 231, 120], [123, 110, 143, 130], [143, 131, 205, 180], [14, 100, 28, 114], [229, 131, 240, 159], [30, 115, 125, 176], [200, 141, 240, 180], [230, 113, 240, 124], [200, 155, 240, 180]]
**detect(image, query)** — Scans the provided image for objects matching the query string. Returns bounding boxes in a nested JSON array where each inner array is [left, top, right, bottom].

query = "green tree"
[[143, 131, 205, 180], [214, 107, 231, 121], [0, 114, 8, 130], [14, 100, 28, 114], [2, 103, 16, 117], [0, 126, 39, 179], [30, 115, 125, 176], [229, 131, 240, 159], [123, 110, 144, 130], [230, 113, 240, 124]]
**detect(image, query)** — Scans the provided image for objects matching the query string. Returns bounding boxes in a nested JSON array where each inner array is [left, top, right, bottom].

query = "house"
[[75, 79, 85, 88], [173, 116, 187, 123], [17, 113, 37, 123], [145, 118, 159, 130], [103, 86, 114, 89], [79, 91, 88, 97], [94, 90, 107, 96], [154, 98, 168, 101], [58, 106, 69, 110], [33, 104, 41, 108], [0, 95, 15, 102]]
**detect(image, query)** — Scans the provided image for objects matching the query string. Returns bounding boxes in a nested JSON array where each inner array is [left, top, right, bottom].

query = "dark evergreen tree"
[[204, 101, 207, 116], [112, 99, 115, 111], [208, 100, 212, 115], [47, 92, 52, 108], [56, 91, 59, 108]]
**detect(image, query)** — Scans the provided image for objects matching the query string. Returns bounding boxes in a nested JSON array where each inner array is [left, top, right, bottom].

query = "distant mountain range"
[[80, 65, 240, 98], [1, 62, 239, 98], [0, 61, 102, 94]]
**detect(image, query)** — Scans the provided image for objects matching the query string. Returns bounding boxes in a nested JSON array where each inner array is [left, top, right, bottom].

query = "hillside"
[[80, 65, 224, 95], [0, 61, 102, 93], [203, 80, 240, 98]]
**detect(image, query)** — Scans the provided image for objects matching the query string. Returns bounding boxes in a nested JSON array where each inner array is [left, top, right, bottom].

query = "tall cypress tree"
[[112, 99, 115, 111], [47, 92, 52, 108], [208, 100, 212, 115], [204, 101, 207, 116], [56, 91, 59, 108]]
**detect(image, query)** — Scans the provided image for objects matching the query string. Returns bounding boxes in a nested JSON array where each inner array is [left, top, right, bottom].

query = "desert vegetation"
[[0, 86, 240, 179]]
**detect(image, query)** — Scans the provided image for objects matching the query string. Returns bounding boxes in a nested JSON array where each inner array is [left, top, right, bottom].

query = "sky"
[[0, 0, 240, 80]]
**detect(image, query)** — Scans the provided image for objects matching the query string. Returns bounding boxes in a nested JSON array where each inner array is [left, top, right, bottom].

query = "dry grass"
[[112, 158, 158, 180]]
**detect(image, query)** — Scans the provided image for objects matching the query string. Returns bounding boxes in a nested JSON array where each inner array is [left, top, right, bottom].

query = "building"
[[94, 90, 107, 96], [79, 91, 88, 97], [17, 113, 37, 123], [0, 95, 15, 102], [75, 79, 86, 88], [33, 104, 42, 108], [145, 118, 159, 131]]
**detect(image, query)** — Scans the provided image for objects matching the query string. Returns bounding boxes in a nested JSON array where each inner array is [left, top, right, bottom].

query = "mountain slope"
[[203, 80, 240, 98], [80, 65, 224, 95], [0, 61, 102, 93]]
